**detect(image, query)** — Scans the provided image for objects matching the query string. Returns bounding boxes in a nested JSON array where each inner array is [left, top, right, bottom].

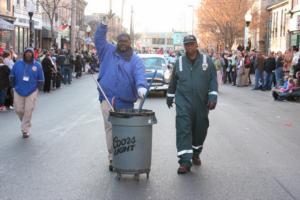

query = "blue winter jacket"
[[10, 60, 44, 96], [94, 23, 147, 106]]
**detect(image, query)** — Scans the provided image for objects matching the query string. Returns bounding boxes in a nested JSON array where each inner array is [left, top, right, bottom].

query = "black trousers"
[[44, 73, 52, 92]]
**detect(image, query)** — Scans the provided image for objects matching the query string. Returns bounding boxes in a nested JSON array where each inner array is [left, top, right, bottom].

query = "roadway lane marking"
[[274, 177, 297, 200]]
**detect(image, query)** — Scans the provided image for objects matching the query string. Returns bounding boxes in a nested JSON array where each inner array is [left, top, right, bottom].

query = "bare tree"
[[38, 0, 70, 46], [197, 0, 254, 51]]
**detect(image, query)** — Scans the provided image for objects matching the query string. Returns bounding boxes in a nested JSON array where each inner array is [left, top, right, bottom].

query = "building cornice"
[[267, 0, 288, 11], [0, 14, 16, 22]]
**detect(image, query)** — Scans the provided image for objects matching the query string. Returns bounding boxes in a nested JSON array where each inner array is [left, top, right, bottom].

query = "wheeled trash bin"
[[109, 109, 157, 180]]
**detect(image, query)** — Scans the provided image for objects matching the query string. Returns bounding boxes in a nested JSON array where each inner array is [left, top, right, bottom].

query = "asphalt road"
[[0, 75, 300, 200]]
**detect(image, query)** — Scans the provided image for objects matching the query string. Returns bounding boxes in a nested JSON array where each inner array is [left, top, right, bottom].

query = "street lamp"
[[244, 12, 252, 51], [27, 0, 35, 47]]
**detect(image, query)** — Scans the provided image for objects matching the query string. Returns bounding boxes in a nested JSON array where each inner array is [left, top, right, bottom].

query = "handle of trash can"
[[91, 74, 115, 112], [138, 70, 157, 111], [152, 115, 157, 124]]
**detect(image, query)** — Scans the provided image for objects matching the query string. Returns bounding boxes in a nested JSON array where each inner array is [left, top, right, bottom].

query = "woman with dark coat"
[[41, 52, 54, 93], [0, 57, 10, 111], [75, 54, 83, 78]]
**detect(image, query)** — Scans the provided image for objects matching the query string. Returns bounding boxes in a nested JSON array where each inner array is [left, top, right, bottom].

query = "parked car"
[[139, 54, 172, 96], [165, 55, 176, 67]]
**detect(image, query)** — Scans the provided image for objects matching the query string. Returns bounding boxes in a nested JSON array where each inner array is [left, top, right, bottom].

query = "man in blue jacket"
[[94, 17, 147, 171], [10, 47, 44, 138]]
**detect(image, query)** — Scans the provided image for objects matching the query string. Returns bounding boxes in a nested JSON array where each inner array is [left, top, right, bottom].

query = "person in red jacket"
[[34, 48, 39, 61]]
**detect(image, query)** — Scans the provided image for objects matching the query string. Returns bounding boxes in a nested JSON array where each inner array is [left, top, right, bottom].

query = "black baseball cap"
[[183, 35, 197, 44]]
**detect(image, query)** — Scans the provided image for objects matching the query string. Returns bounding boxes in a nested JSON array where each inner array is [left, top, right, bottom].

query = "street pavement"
[[0, 75, 300, 200]]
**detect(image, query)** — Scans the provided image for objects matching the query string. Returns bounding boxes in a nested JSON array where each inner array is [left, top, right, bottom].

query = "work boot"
[[192, 155, 201, 166], [22, 131, 29, 138], [177, 164, 191, 174], [109, 160, 113, 172]]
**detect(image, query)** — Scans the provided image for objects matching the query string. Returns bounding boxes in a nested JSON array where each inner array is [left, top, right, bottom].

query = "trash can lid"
[[109, 109, 155, 118]]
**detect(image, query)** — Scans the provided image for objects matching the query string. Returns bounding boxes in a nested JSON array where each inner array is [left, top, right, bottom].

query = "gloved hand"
[[207, 101, 217, 110], [166, 97, 174, 108], [138, 87, 147, 98]]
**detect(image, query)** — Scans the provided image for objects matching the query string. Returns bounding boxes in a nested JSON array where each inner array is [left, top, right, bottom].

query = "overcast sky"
[[85, 0, 200, 33]]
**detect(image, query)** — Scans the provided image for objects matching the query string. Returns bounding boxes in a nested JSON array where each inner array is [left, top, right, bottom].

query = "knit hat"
[[24, 47, 34, 54], [23, 47, 34, 62]]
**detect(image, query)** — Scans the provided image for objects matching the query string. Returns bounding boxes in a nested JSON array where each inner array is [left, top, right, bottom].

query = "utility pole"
[[109, 0, 112, 12], [108, 0, 113, 41], [130, 5, 134, 47], [120, 0, 125, 33], [71, 0, 76, 55]]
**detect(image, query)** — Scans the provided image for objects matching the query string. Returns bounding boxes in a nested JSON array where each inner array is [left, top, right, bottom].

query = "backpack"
[[64, 55, 70, 65]]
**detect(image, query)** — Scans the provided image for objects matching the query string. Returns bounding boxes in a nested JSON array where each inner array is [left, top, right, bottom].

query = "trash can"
[[109, 109, 157, 180]]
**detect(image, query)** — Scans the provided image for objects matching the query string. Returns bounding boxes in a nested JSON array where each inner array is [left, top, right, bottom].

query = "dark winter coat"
[[75, 55, 83, 73], [276, 56, 284, 69], [264, 57, 276, 73], [0, 64, 10, 89], [42, 56, 54, 75], [255, 55, 265, 71]]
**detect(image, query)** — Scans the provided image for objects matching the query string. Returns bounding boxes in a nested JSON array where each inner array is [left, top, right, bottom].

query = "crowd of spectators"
[[0, 48, 99, 112], [209, 47, 300, 102]]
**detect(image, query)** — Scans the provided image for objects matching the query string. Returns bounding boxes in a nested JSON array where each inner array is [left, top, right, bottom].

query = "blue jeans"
[[59, 65, 64, 75], [0, 88, 7, 105], [230, 68, 236, 85], [63, 66, 72, 84], [275, 67, 283, 87], [254, 69, 264, 89], [263, 71, 273, 90]]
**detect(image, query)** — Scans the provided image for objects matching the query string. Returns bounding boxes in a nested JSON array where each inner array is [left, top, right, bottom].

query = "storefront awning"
[[42, 26, 57, 38], [0, 18, 14, 31]]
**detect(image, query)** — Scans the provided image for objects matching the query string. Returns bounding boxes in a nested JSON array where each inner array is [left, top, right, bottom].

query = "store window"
[[36, 1, 39, 12], [0, 30, 13, 51], [19, 28, 24, 53], [167, 38, 173, 45], [15, 27, 19, 53], [152, 38, 165, 45], [24, 28, 28, 48]]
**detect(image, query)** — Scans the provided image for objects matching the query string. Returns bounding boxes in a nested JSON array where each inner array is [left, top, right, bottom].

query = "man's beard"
[[117, 45, 128, 52], [24, 55, 33, 62]]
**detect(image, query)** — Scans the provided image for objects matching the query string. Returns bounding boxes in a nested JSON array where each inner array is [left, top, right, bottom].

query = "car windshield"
[[142, 57, 166, 70]]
